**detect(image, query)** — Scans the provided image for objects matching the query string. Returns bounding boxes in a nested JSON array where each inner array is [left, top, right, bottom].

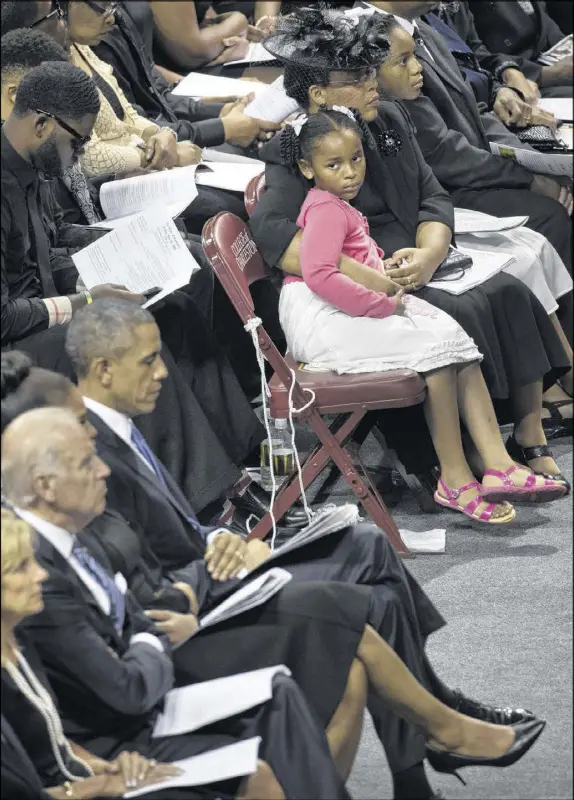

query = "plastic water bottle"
[[259, 418, 295, 492]]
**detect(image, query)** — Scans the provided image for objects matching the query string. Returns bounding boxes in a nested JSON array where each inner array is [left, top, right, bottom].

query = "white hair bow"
[[289, 113, 309, 137], [331, 105, 356, 120]]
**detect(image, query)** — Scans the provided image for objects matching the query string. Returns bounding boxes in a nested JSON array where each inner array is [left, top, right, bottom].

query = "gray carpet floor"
[[291, 429, 572, 800]]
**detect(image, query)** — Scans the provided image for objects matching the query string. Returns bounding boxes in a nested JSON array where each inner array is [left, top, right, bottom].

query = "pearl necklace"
[[5, 651, 94, 782]]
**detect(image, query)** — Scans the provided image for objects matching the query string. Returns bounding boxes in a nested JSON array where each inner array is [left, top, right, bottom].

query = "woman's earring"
[[376, 129, 403, 156]]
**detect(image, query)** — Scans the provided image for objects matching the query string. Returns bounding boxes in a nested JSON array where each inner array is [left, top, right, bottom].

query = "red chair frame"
[[203, 212, 427, 556], [244, 172, 267, 218]]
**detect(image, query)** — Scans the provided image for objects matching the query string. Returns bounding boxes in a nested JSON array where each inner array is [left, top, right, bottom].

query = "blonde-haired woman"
[[0, 507, 181, 800]]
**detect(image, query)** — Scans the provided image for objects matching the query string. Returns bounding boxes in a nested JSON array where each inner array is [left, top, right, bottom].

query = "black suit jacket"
[[250, 100, 454, 269], [428, 3, 522, 83], [22, 529, 173, 745], [468, 0, 565, 82], [398, 18, 535, 194], [84, 508, 191, 613], [88, 410, 209, 571]]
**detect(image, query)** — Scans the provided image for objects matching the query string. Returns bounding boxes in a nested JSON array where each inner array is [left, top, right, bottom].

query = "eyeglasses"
[[31, 0, 64, 28], [35, 109, 91, 152], [82, 0, 118, 17], [328, 67, 378, 88]]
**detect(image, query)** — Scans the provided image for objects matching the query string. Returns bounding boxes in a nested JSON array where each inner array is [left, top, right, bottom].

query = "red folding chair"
[[244, 172, 267, 217], [202, 212, 427, 556]]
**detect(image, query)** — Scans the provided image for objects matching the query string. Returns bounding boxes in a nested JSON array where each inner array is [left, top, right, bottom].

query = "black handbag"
[[432, 247, 473, 282], [510, 124, 569, 152]]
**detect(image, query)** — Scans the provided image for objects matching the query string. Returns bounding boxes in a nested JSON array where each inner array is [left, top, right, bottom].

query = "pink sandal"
[[434, 479, 516, 525], [481, 465, 567, 504]]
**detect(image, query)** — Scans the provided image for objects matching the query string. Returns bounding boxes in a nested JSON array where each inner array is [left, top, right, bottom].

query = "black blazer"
[[250, 100, 454, 269], [88, 410, 209, 571], [423, 4, 517, 98], [399, 19, 534, 194], [1, 715, 54, 800], [468, 0, 565, 82], [21, 529, 173, 745]]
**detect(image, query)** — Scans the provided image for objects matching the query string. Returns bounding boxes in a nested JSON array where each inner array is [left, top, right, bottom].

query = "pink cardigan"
[[285, 188, 398, 319]]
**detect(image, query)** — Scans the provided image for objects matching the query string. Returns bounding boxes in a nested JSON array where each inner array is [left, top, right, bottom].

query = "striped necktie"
[[130, 424, 204, 536], [71, 542, 125, 633]]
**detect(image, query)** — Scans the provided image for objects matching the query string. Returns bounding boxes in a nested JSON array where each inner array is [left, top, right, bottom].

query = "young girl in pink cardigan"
[[277, 107, 565, 522]]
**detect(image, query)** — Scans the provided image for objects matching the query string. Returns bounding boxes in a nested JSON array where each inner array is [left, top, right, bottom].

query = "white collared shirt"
[[83, 396, 156, 475], [348, 2, 435, 62], [16, 507, 163, 653]]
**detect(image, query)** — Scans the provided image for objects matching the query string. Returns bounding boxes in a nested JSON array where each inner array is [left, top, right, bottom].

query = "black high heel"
[[506, 435, 571, 495], [426, 719, 546, 784]]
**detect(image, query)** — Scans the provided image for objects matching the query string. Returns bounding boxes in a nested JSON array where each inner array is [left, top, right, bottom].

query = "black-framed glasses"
[[35, 109, 91, 151], [328, 67, 378, 88], [31, 0, 64, 27], [82, 0, 118, 17]]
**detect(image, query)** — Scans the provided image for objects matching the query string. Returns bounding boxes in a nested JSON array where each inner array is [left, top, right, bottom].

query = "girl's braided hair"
[[279, 106, 374, 172]]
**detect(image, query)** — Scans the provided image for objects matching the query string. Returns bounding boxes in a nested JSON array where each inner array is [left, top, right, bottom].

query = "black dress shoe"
[[426, 719, 545, 783], [232, 483, 310, 529], [506, 435, 571, 495], [451, 689, 536, 725]]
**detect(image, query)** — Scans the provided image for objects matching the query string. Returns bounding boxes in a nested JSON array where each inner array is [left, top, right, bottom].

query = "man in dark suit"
[[423, 2, 552, 108], [356, 3, 572, 284], [1, 406, 352, 800], [468, 0, 572, 96]]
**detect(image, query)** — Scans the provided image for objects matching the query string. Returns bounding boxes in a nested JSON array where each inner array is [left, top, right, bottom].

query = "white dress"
[[279, 283, 482, 375], [456, 224, 573, 315]]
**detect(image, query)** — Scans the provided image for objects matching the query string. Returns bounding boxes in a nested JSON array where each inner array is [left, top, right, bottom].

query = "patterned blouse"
[[70, 44, 161, 177]]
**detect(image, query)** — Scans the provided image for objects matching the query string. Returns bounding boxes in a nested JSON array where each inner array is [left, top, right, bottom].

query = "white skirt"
[[456, 226, 573, 315], [279, 282, 482, 375]]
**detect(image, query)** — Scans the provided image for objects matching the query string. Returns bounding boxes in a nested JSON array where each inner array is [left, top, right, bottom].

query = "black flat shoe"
[[426, 719, 546, 784], [451, 689, 536, 725], [506, 435, 571, 495], [232, 483, 310, 529]]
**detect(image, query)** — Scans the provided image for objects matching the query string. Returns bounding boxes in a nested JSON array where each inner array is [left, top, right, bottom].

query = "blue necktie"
[[71, 542, 126, 633], [130, 423, 169, 490], [130, 424, 204, 537], [423, 13, 490, 103]]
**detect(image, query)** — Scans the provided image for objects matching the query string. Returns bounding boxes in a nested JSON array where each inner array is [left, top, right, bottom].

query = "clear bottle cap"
[[274, 418, 288, 429]]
